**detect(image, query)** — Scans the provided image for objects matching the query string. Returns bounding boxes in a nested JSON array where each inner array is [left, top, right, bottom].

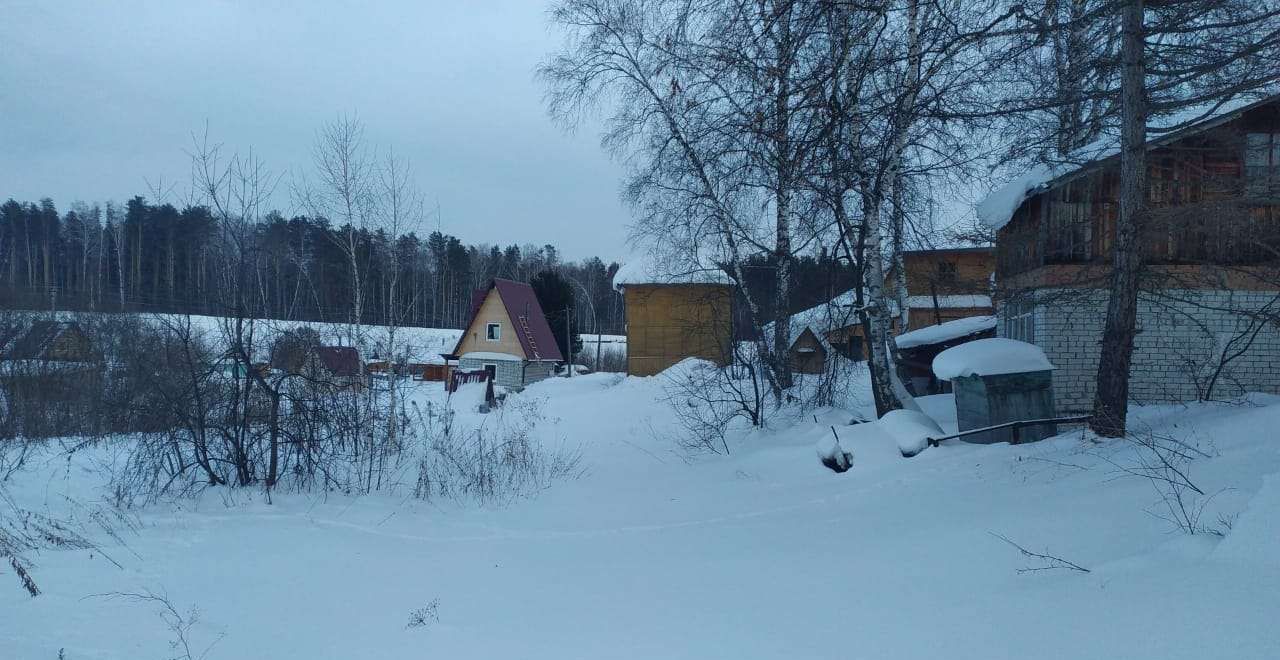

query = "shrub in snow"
[[816, 430, 854, 473], [660, 358, 766, 455], [415, 396, 583, 505], [878, 409, 944, 458]]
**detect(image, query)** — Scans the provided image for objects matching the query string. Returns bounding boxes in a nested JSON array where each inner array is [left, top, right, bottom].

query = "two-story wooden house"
[[981, 94, 1280, 410]]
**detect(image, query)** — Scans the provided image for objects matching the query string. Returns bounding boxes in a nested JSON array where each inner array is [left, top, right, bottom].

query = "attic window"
[[486, 323, 501, 341]]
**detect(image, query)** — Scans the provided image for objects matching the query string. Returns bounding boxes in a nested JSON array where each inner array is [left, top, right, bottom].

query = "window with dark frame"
[[1246, 132, 1280, 197], [935, 260, 958, 284], [1046, 180, 1093, 263]]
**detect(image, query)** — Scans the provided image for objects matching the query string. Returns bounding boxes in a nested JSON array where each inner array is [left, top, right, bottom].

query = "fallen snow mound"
[[878, 409, 944, 457], [932, 338, 1054, 380], [815, 431, 854, 472], [895, 315, 996, 349]]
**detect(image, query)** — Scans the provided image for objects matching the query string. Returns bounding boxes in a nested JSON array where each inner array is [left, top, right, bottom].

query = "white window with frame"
[[486, 322, 501, 341], [1002, 299, 1035, 343]]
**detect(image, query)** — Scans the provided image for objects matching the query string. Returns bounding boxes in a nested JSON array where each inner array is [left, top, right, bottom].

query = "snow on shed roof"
[[764, 289, 869, 345], [977, 93, 1280, 231], [932, 338, 1054, 380], [895, 315, 996, 350], [612, 251, 732, 287]]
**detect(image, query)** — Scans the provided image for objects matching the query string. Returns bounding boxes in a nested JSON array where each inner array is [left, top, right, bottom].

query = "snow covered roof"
[[978, 93, 1280, 231], [613, 251, 732, 287], [766, 289, 868, 346], [932, 338, 1054, 380], [895, 315, 996, 350]]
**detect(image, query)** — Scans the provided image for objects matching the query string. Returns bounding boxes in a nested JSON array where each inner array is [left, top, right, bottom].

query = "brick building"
[[982, 95, 1280, 411]]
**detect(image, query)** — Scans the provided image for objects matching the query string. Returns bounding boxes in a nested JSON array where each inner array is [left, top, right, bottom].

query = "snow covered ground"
[[4, 372, 1279, 659], [8, 309, 626, 366]]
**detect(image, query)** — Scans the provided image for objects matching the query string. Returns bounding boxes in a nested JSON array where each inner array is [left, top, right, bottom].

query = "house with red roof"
[[444, 279, 564, 388]]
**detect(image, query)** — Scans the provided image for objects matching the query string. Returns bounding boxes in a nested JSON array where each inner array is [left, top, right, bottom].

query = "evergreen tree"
[[530, 269, 581, 361]]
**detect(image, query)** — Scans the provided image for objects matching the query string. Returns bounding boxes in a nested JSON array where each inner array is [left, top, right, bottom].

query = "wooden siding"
[[904, 307, 992, 331], [1002, 263, 1280, 291], [996, 102, 1280, 284], [455, 288, 527, 360], [623, 284, 732, 376], [902, 249, 994, 298], [789, 327, 827, 374], [46, 328, 93, 362], [822, 319, 903, 360]]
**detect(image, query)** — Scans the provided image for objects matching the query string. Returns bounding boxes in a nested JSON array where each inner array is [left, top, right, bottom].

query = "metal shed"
[[932, 338, 1057, 444]]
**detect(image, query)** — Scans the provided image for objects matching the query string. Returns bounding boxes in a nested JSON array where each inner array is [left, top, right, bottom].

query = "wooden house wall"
[[903, 250, 994, 297], [788, 328, 827, 374], [904, 307, 993, 332], [455, 289, 527, 359], [624, 284, 732, 376], [47, 328, 94, 362], [996, 103, 1280, 286], [822, 319, 902, 361]]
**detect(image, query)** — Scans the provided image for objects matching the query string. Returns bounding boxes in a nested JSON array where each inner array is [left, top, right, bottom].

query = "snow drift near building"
[[877, 409, 945, 457]]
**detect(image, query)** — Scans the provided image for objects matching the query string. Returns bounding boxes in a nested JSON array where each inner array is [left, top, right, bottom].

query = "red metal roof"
[[449, 279, 564, 362]]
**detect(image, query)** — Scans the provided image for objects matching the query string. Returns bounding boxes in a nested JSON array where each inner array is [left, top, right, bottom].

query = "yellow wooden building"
[[614, 258, 734, 377]]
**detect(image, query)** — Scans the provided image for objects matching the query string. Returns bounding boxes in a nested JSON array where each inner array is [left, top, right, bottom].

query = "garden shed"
[[614, 255, 733, 377], [932, 338, 1057, 444]]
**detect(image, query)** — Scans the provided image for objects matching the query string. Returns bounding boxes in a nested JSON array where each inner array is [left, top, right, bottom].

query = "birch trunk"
[[862, 190, 905, 416]]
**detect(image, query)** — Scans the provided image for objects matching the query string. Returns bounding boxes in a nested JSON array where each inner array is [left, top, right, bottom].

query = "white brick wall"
[[457, 358, 557, 389], [997, 289, 1280, 411]]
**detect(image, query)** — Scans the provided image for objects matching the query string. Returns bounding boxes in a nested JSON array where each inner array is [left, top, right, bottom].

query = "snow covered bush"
[[1106, 426, 1225, 536], [1, 486, 135, 597], [815, 429, 854, 473], [660, 358, 767, 455], [877, 409, 944, 458], [414, 394, 582, 505]]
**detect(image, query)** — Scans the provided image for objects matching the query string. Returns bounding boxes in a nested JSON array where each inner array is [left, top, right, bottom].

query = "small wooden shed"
[[614, 257, 733, 377], [932, 338, 1057, 444], [788, 326, 831, 375]]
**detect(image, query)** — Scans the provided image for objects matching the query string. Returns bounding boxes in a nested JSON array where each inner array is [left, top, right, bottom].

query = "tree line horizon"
[[0, 195, 862, 342]]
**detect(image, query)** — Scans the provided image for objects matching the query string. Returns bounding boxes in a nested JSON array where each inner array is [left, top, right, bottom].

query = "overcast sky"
[[0, 0, 631, 261]]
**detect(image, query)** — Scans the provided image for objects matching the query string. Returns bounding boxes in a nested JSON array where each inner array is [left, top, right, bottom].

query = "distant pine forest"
[[1, 196, 860, 337]]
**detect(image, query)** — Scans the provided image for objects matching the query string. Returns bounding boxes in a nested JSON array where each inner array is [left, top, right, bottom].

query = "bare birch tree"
[[294, 115, 376, 337]]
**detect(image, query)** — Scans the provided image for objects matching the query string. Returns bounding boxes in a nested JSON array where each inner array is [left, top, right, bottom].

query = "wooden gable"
[[455, 287, 528, 360]]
